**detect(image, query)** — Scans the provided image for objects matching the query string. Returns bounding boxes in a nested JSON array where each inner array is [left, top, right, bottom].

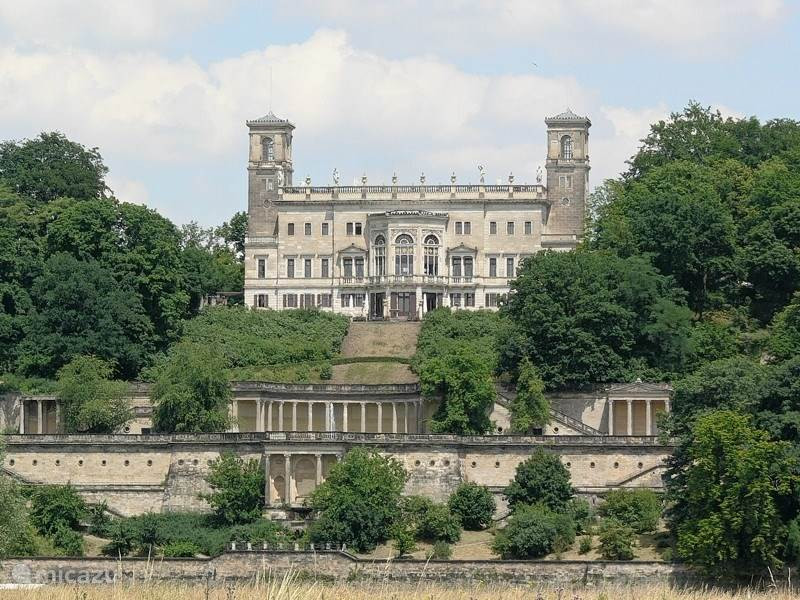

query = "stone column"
[[284, 453, 292, 505], [55, 401, 62, 433], [608, 399, 614, 436], [360, 402, 366, 433], [664, 398, 671, 414], [343, 403, 348, 433], [267, 402, 273, 432], [19, 400, 25, 434], [417, 401, 424, 433], [645, 399, 652, 436], [403, 402, 409, 434], [315, 453, 323, 486], [231, 400, 239, 433], [278, 402, 284, 431], [308, 402, 314, 432], [392, 403, 398, 434], [264, 454, 272, 507], [377, 403, 383, 433], [292, 402, 298, 432], [37, 399, 43, 434], [326, 402, 333, 432], [256, 400, 263, 432], [626, 399, 633, 436]]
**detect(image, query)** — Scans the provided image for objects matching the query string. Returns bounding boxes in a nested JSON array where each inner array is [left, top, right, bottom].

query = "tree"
[[29, 484, 86, 536], [598, 489, 661, 534], [0, 445, 38, 557], [56, 355, 131, 433], [308, 448, 406, 553], [448, 482, 496, 530], [415, 503, 461, 543], [509, 358, 550, 432], [420, 344, 495, 435], [492, 503, 576, 559], [665, 411, 799, 575], [0, 132, 108, 204], [151, 341, 231, 433], [201, 453, 265, 525], [499, 251, 692, 390], [215, 211, 248, 261], [597, 519, 635, 560], [17, 252, 155, 378], [768, 292, 800, 361], [390, 522, 417, 558], [504, 450, 574, 512]]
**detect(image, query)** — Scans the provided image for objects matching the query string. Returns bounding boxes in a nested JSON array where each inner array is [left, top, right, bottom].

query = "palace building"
[[243, 109, 591, 318]]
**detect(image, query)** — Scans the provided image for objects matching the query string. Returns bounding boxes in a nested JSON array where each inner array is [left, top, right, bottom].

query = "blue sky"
[[1, 1, 797, 226]]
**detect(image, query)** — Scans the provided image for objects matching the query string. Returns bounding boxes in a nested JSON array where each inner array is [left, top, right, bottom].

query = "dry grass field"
[[0, 579, 796, 600]]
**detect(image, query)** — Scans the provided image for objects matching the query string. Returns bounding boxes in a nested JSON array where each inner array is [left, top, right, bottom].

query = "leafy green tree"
[[756, 356, 800, 454], [499, 251, 691, 390], [0, 132, 108, 203], [768, 292, 800, 361], [597, 519, 635, 560], [0, 444, 38, 557], [151, 341, 231, 433], [308, 448, 406, 553], [390, 522, 417, 558], [201, 453, 265, 525], [420, 344, 495, 435], [56, 355, 131, 433], [598, 489, 661, 534], [492, 503, 576, 559], [29, 484, 87, 536], [101, 520, 136, 557], [215, 211, 248, 260], [415, 503, 461, 543], [17, 252, 155, 378], [510, 358, 550, 432], [665, 411, 799, 575], [448, 482, 496, 530], [504, 450, 574, 512]]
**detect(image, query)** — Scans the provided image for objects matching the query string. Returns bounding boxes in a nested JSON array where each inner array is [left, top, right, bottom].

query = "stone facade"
[[243, 110, 591, 317]]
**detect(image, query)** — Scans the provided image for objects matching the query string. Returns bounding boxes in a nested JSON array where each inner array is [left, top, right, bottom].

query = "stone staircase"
[[549, 407, 603, 436]]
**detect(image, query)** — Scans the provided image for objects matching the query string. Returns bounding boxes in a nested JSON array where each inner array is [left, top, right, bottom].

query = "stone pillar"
[[417, 401, 423, 433], [292, 402, 298, 432], [326, 402, 333, 432], [256, 400, 263, 432], [664, 398, 671, 414], [308, 402, 313, 432], [377, 403, 383, 433], [37, 399, 43, 434], [392, 403, 398, 434], [360, 402, 366, 433], [284, 453, 292, 505], [315, 453, 323, 486], [626, 399, 633, 436], [278, 402, 284, 431], [403, 402, 409, 434], [55, 401, 62, 433], [343, 403, 348, 433], [264, 454, 272, 507], [267, 402, 273, 432], [231, 400, 239, 433], [608, 399, 614, 436], [19, 400, 25, 434], [645, 399, 652, 436]]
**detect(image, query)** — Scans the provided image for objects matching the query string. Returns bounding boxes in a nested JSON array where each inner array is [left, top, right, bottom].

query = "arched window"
[[373, 235, 386, 276], [560, 135, 573, 160], [394, 234, 414, 276], [423, 234, 439, 276], [262, 136, 275, 161]]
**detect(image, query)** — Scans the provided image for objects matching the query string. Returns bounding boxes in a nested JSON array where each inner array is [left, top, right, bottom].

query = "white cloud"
[[107, 174, 149, 205]]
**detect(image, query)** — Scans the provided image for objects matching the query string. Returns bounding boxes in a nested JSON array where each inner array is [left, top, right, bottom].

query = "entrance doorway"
[[391, 292, 415, 318], [424, 292, 442, 313], [370, 292, 385, 319]]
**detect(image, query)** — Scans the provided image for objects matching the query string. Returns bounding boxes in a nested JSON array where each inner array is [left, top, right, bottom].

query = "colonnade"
[[607, 398, 670, 436], [18, 399, 60, 434], [264, 451, 343, 506]]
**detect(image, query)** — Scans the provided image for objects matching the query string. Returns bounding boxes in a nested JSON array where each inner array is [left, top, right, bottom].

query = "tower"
[[544, 109, 591, 237], [245, 111, 295, 236]]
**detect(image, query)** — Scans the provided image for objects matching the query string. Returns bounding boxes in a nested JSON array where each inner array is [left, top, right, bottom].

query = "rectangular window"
[[304, 258, 312, 278], [559, 175, 573, 190], [301, 293, 315, 308], [355, 257, 364, 279], [353, 293, 365, 308], [283, 294, 298, 308], [266, 179, 274, 191], [507, 221, 515, 235], [287, 222, 295, 236], [346, 222, 354, 236], [489, 258, 497, 277], [256, 294, 269, 308], [455, 221, 463, 235], [507, 257, 515, 277], [524, 221, 532, 235], [489, 221, 497, 235], [287, 258, 295, 279], [464, 256, 474, 277], [355, 222, 363, 235], [450, 293, 462, 307], [304, 222, 312, 236], [341, 293, 351, 308], [485, 293, 499, 308], [343, 257, 353, 277], [452, 257, 462, 277], [321, 258, 329, 278], [464, 222, 471, 235], [321, 222, 329, 236], [465, 293, 475, 307], [257, 258, 266, 279], [317, 293, 332, 308]]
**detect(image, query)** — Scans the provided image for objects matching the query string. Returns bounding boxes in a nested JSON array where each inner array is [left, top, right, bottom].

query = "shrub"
[[579, 536, 592, 554], [786, 518, 800, 566], [0, 474, 38, 558], [102, 520, 136, 557], [565, 498, 594, 534], [29, 484, 86, 536], [598, 519, 635, 560], [504, 450, 574, 512], [416, 504, 461, 544], [448, 482, 496, 530], [228, 519, 287, 545], [390, 523, 416, 558], [319, 363, 333, 380], [428, 540, 453, 560], [51, 523, 85, 556], [87, 501, 111, 537], [201, 452, 265, 525], [598, 489, 661, 534], [162, 541, 201, 557], [135, 512, 163, 553], [492, 504, 576, 559]]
